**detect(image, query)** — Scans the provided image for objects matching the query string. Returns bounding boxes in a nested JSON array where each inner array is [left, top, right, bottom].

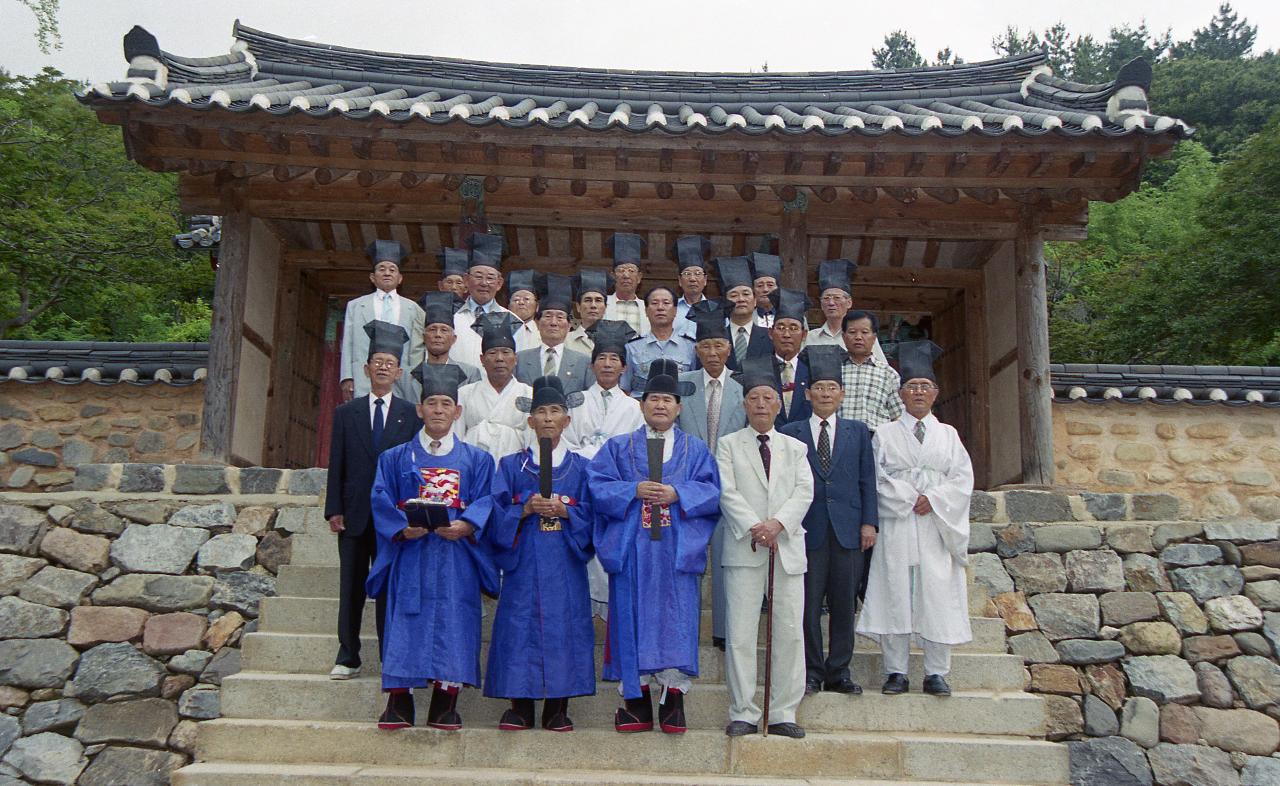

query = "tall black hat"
[[366, 240, 407, 270], [575, 269, 614, 300], [686, 300, 732, 342], [895, 340, 945, 384], [749, 252, 782, 284], [516, 375, 585, 413], [673, 235, 710, 272], [768, 288, 812, 326], [589, 320, 638, 363], [505, 269, 539, 297], [801, 345, 848, 385], [418, 291, 461, 328], [715, 256, 755, 293], [467, 233, 505, 269], [436, 247, 468, 278], [643, 358, 696, 399], [411, 362, 468, 402], [363, 320, 409, 361], [818, 259, 858, 296], [732, 355, 781, 394], [471, 312, 518, 352], [606, 232, 646, 266], [537, 273, 575, 315]]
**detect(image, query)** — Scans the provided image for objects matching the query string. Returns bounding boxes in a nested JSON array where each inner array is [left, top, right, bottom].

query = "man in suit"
[[325, 320, 423, 680], [715, 357, 814, 739], [450, 233, 512, 368], [671, 234, 713, 340], [678, 301, 745, 650], [339, 240, 426, 403], [506, 269, 542, 353], [716, 257, 772, 372], [770, 288, 812, 426], [515, 274, 593, 393], [780, 346, 879, 696], [750, 252, 782, 329], [565, 269, 611, 357], [436, 247, 469, 300]]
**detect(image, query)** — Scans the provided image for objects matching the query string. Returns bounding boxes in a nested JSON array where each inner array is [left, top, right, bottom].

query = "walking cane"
[[762, 543, 776, 737]]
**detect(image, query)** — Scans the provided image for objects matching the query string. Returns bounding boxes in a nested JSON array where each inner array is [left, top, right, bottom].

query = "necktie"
[[757, 434, 771, 480], [543, 347, 557, 377], [601, 389, 611, 413], [378, 293, 390, 322], [372, 398, 385, 447], [734, 327, 749, 364], [914, 419, 926, 444], [781, 362, 794, 413], [818, 419, 831, 473], [430, 439, 442, 455], [706, 379, 722, 452]]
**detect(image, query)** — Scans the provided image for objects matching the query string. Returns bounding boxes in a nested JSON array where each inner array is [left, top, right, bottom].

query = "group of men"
[[324, 232, 975, 739]]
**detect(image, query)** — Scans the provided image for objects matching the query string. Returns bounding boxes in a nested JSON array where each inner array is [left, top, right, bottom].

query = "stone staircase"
[[172, 513, 1069, 786]]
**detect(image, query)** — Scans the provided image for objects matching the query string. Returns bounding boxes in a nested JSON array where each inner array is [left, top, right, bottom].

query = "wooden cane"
[[762, 544, 776, 737]]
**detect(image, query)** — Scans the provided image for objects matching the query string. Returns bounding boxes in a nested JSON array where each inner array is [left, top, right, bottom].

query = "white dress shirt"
[[369, 392, 393, 429], [373, 289, 401, 324], [645, 425, 676, 462], [419, 429, 455, 455], [809, 413, 837, 454]]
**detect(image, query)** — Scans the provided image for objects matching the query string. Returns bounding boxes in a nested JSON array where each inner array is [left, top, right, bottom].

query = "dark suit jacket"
[[775, 356, 811, 427], [779, 417, 879, 551], [323, 394, 422, 538], [725, 324, 774, 372], [514, 345, 594, 393]]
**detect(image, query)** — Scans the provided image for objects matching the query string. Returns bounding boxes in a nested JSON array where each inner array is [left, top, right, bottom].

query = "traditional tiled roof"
[[80, 22, 1190, 139], [1050, 363, 1280, 406], [0, 341, 208, 386]]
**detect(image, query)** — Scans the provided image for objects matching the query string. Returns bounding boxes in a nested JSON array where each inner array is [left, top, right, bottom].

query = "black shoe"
[[426, 684, 462, 730], [614, 686, 654, 733], [541, 697, 573, 732], [499, 698, 535, 731], [725, 720, 757, 737], [923, 674, 952, 696], [767, 722, 806, 738], [377, 692, 415, 730], [804, 679, 822, 696], [658, 688, 687, 734], [712, 637, 726, 652], [824, 678, 863, 695], [882, 673, 909, 695]]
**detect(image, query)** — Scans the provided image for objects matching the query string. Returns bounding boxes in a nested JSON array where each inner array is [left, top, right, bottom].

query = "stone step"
[[174, 760, 1062, 786], [258, 596, 1008, 652], [241, 631, 1028, 691], [187, 719, 1067, 784], [219, 673, 1047, 737]]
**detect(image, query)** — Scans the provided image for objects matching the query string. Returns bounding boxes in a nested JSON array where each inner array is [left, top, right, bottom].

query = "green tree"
[[13, 0, 60, 53], [1171, 3, 1256, 60], [1102, 22, 1172, 74], [0, 69, 213, 341], [991, 26, 1040, 58], [872, 31, 925, 70], [1151, 54, 1280, 155]]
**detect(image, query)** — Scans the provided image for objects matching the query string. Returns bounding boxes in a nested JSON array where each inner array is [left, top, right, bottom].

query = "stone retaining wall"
[[970, 489, 1280, 786], [1053, 402, 1280, 521], [0, 384, 205, 493]]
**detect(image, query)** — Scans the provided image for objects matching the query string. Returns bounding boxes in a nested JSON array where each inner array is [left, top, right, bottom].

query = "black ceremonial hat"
[[516, 375, 585, 413], [366, 240, 407, 269], [418, 291, 461, 328], [818, 259, 857, 296], [801, 345, 848, 385], [895, 340, 945, 384], [363, 320, 410, 361], [436, 247, 468, 278], [589, 320, 638, 363], [715, 256, 755, 293], [606, 232, 646, 266], [537, 273, 575, 315], [768, 288, 812, 326], [467, 233, 505, 269], [673, 235, 710, 272], [748, 252, 782, 283], [732, 355, 782, 394], [687, 300, 731, 343], [643, 358, 695, 399], [575, 269, 613, 300], [506, 269, 539, 297], [471, 311, 518, 352], [411, 362, 468, 402]]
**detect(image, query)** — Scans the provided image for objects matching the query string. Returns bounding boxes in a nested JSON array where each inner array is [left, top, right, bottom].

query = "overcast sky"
[[3, 0, 1278, 81]]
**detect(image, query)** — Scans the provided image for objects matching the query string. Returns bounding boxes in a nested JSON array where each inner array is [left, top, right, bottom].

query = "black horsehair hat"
[[802, 345, 848, 385], [516, 375, 585, 413], [643, 358, 695, 399], [732, 355, 781, 394], [366, 240, 407, 270], [364, 320, 409, 362], [749, 251, 782, 283], [687, 300, 731, 343], [895, 340, 945, 384], [471, 312, 519, 352], [590, 320, 638, 363], [606, 232, 646, 266], [818, 259, 858, 296], [436, 247, 468, 278], [715, 256, 755, 293], [467, 233, 505, 269], [419, 291, 462, 328], [411, 362, 468, 402], [575, 269, 613, 300], [673, 235, 710, 272], [537, 274, 575, 316], [768, 288, 812, 326], [506, 269, 539, 297]]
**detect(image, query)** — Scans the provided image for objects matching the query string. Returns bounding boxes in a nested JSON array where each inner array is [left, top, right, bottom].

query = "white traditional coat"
[[856, 412, 974, 646], [454, 377, 532, 460], [562, 384, 643, 460]]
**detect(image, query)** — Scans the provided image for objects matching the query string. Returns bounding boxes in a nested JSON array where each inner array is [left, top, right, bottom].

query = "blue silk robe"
[[367, 435, 497, 689], [483, 447, 596, 699], [589, 427, 721, 699]]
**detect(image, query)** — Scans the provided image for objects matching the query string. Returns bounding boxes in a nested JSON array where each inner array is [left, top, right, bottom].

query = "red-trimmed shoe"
[[658, 688, 687, 734], [377, 691, 415, 730], [426, 683, 463, 730], [499, 698, 535, 731], [613, 685, 654, 733], [542, 697, 573, 732]]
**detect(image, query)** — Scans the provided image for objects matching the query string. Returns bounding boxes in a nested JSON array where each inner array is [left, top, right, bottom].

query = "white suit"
[[715, 426, 813, 726]]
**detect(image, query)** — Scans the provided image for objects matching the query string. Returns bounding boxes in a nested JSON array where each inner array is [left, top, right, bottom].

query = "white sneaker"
[[329, 664, 360, 680]]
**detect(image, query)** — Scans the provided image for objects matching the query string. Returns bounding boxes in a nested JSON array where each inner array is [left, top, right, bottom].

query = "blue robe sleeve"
[[587, 438, 642, 576], [563, 458, 595, 564], [371, 446, 412, 540], [671, 437, 722, 575], [485, 455, 524, 573], [459, 448, 496, 535]]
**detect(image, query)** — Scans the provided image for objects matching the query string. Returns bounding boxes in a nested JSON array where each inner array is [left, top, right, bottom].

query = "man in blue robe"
[[485, 376, 596, 732], [589, 358, 721, 734], [367, 362, 498, 731]]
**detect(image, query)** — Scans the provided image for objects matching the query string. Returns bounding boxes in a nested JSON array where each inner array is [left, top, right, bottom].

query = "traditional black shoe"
[[614, 686, 654, 733], [542, 697, 573, 732], [426, 684, 463, 730], [767, 722, 806, 738], [377, 691, 415, 730], [658, 688, 687, 734], [882, 673, 909, 695], [499, 698, 535, 731], [725, 720, 757, 737], [824, 678, 863, 695], [712, 636, 726, 652], [804, 679, 822, 696], [923, 674, 952, 696]]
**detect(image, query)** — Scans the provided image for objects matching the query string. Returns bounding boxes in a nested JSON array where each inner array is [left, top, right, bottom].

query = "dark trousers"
[[335, 523, 386, 668], [803, 529, 866, 683]]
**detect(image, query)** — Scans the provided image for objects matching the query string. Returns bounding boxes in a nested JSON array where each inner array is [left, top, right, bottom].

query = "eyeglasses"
[[903, 384, 937, 392], [369, 360, 400, 370]]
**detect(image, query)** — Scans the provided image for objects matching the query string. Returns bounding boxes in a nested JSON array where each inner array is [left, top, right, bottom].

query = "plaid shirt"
[[838, 355, 904, 429]]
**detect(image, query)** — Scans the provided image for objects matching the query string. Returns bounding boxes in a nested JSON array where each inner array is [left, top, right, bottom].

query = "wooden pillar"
[[1013, 208, 1054, 485], [200, 202, 251, 463], [778, 191, 809, 292], [262, 264, 302, 467]]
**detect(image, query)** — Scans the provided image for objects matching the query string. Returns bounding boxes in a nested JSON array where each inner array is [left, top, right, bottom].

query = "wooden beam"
[[743, 152, 760, 176], [964, 280, 991, 489], [922, 239, 941, 268], [850, 186, 878, 204], [813, 186, 838, 203], [201, 200, 251, 462], [923, 187, 959, 204], [1068, 152, 1096, 177], [884, 187, 919, 204], [951, 239, 1001, 269], [697, 183, 716, 201], [736, 184, 757, 202], [1013, 209, 1054, 485], [784, 152, 804, 175], [888, 238, 908, 267], [263, 264, 301, 467], [905, 152, 927, 176], [273, 164, 308, 182], [856, 238, 875, 266], [395, 140, 418, 162], [864, 153, 886, 176], [947, 152, 969, 176], [356, 170, 389, 188], [400, 172, 425, 189], [1027, 153, 1052, 177], [987, 150, 1013, 175], [612, 180, 630, 198], [483, 175, 502, 193], [823, 153, 843, 176], [218, 129, 246, 152], [303, 133, 328, 157], [700, 150, 717, 174], [350, 138, 373, 160], [778, 207, 809, 291]]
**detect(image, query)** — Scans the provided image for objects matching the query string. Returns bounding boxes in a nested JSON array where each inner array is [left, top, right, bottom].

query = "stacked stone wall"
[[0, 384, 205, 493], [1052, 402, 1280, 521], [971, 489, 1280, 786]]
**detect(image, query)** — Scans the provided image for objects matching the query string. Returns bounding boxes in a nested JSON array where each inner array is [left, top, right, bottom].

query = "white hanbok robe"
[[856, 412, 974, 646], [454, 377, 532, 460], [449, 303, 513, 369]]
